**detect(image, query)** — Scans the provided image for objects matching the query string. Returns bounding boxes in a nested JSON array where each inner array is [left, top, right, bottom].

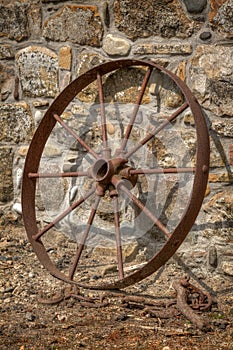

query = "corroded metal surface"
[[22, 59, 210, 290]]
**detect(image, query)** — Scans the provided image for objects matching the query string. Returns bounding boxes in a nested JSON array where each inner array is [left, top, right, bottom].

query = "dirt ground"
[[0, 224, 232, 350]]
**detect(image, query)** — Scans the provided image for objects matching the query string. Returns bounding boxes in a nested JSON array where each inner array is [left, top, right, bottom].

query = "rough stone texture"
[[221, 261, 233, 276], [114, 0, 201, 40], [0, 102, 34, 144], [59, 46, 72, 70], [210, 0, 233, 38], [0, 62, 14, 101], [0, 45, 14, 60], [0, 3, 29, 41], [102, 67, 150, 104], [42, 5, 103, 47], [209, 172, 232, 183], [203, 189, 233, 223], [189, 45, 233, 117], [229, 144, 233, 166], [103, 34, 131, 56], [0, 147, 14, 203], [212, 118, 233, 138], [27, 2, 42, 39], [76, 52, 107, 103], [0, 0, 232, 279], [133, 42, 193, 55], [16, 46, 59, 98], [182, 0, 207, 13]]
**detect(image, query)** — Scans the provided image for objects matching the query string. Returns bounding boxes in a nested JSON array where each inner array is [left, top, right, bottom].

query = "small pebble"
[[35, 110, 43, 123], [12, 203, 22, 215], [200, 31, 212, 41], [25, 312, 36, 322], [106, 122, 115, 135]]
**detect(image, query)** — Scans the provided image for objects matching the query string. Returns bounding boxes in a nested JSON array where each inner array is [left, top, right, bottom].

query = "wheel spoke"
[[129, 167, 195, 175], [53, 113, 99, 159], [125, 102, 189, 159], [97, 72, 109, 158], [32, 187, 95, 241], [69, 195, 101, 280], [111, 176, 170, 239], [28, 171, 89, 179], [113, 195, 124, 280], [119, 66, 153, 153]]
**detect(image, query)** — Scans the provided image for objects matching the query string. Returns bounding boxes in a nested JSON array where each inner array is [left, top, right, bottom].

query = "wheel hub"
[[90, 157, 138, 196]]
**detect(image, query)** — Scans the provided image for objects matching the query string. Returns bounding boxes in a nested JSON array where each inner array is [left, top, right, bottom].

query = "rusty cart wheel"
[[22, 59, 210, 290]]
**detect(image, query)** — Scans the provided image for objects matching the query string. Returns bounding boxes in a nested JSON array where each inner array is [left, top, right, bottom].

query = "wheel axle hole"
[[92, 159, 109, 181]]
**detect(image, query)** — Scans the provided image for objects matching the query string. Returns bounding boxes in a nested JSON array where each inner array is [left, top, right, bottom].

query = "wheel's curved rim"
[[22, 59, 210, 290]]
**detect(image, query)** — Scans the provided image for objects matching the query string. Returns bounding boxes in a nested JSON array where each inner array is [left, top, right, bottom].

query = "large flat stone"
[[0, 3, 29, 41], [114, 0, 201, 40], [0, 102, 34, 144], [189, 45, 233, 116], [42, 5, 103, 47], [16, 46, 59, 98]]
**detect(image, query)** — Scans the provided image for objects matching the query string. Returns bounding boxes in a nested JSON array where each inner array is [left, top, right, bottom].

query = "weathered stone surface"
[[59, 46, 72, 70], [189, 45, 233, 116], [102, 67, 150, 104], [27, 2, 42, 39], [203, 189, 233, 223], [37, 163, 68, 215], [0, 62, 14, 101], [92, 241, 140, 262], [158, 63, 186, 109], [17, 145, 29, 158], [0, 102, 34, 144], [229, 144, 233, 166], [133, 42, 192, 55], [42, 5, 103, 46], [43, 144, 62, 158], [32, 100, 49, 108], [209, 138, 225, 168], [103, 34, 131, 56], [209, 172, 232, 183], [0, 45, 14, 60], [212, 118, 233, 138], [0, 147, 13, 203], [76, 52, 107, 103], [59, 71, 72, 91], [208, 245, 218, 268], [182, 0, 207, 13], [0, 3, 29, 41], [114, 0, 201, 40], [209, 0, 228, 21], [210, 0, 233, 38], [221, 261, 233, 276], [16, 46, 59, 98]]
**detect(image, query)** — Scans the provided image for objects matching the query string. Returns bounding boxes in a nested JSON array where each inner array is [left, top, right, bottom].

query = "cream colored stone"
[[17, 146, 29, 157], [59, 46, 72, 70], [16, 46, 58, 98], [103, 34, 131, 56], [106, 122, 115, 135], [221, 261, 233, 276], [134, 42, 192, 55]]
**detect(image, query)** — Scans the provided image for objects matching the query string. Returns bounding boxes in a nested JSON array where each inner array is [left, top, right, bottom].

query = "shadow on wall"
[[204, 111, 233, 183]]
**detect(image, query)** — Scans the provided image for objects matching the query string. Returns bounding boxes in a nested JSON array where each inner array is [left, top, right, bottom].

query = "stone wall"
[[0, 0, 232, 278]]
